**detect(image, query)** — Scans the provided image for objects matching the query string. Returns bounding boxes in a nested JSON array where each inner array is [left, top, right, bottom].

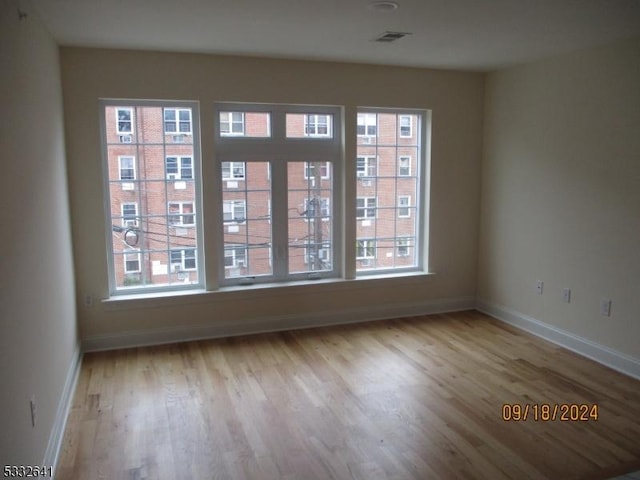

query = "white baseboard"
[[82, 296, 475, 352], [44, 344, 82, 478], [477, 299, 640, 381]]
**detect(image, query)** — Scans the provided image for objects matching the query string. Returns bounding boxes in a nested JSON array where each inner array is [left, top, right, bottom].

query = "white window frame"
[[399, 115, 412, 138], [224, 244, 247, 269], [121, 203, 138, 227], [304, 162, 330, 180], [356, 197, 377, 219], [356, 239, 376, 259], [168, 201, 195, 226], [123, 250, 141, 273], [397, 237, 410, 257], [118, 156, 136, 181], [220, 112, 245, 136], [223, 200, 247, 224], [398, 156, 411, 176], [215, 102, 342, 286], [304, 114, 332, 137], [170, 248, 197, 271], [221, 162, 246, 180], [356, 156, 377, 177], [398, 196, 411, 218], [166, 156, 193, 180], [116, 107, 133, 134], [164, 108, 192, 135], [357, 113, 377, 137]]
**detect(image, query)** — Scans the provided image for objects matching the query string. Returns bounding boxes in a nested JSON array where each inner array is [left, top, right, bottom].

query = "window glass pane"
[[286, 114, 333, 138], [356, 111, 421, 272], [219, 112, 271, 137], [104, 103, 200, 291], [288, 161, 333, 273], [222, 161, 272, 278]]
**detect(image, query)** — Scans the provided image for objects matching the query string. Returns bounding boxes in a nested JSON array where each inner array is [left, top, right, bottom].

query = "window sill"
[[101, 271, 435, 311]]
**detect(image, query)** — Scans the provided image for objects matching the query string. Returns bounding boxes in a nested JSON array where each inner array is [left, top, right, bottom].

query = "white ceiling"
[[29, 0, 640, 71]]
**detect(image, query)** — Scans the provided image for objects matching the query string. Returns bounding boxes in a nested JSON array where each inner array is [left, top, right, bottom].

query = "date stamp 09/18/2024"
[[502, 403, 599, 422]]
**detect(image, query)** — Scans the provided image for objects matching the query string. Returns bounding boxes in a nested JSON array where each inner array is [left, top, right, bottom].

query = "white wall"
[[60, 48, 484, 345], [479, 38, 640, 359], [0, 4, 79, 467]]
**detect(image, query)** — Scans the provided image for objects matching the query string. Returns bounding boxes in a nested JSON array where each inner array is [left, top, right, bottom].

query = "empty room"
[[1, 0, 639, 478]]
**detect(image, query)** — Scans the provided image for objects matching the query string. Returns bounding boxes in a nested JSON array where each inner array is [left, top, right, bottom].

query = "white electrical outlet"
[[562, 288, 571, 303], [601, 298, 612, 317], [536, 280, 544, 295], [30, 395, 37, 427], [84, 294, 93, 307]]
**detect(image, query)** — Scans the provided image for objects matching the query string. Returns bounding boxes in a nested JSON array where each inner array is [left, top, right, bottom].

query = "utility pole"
[[312, 161, 323, 271]]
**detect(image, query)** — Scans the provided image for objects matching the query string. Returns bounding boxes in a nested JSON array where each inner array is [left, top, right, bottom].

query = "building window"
[[168, 202, 195, 226], [356, 197, 377, 219], [170, 248, 197, 271], [221, 162, 246, 180], [356, 239, 376, 259], [398, 156, 411, 176], [304, 162, 330, 179], [223, 200, 247, 224], [356, 110, 424, 273], [357, 113, 377, 137], [116, 108, 133, 134], [304, 242, 331, 266], [165, 156, 193, 180], [305, 114, 331, 137], [123, 250, 141, 273], [121, 203, 138, 227], [356, 156, 377, 177], [224, 245, 247, 268], [164, 108, 192, 134], [398, 196, 411, 218], [220, 112, 245, 136], [118, 156, 135, 181], [399, 115, 412, 137]]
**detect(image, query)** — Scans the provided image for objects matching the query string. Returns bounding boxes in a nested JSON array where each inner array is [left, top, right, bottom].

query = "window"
[[356, 197, 376, 219], [357, 113, 377, 137], [398, 156, 411, 176], [123, 250, 141, 273], [224, 245, 247, 268], [399, 115, 412, 137], [216, 103, 340, 284], [170, 248, 197, 271], [220, 112, 245, 136], [223, 200, 247, 224], [116, 108, 133, 134], [165, 156, 193, 180], [398, 196, 411, 218], [164, 108, 192, 134], [356, 239, 376, 259], [356, 156, 377, 177], [168, 202, 195, 226], [305, 114, 331, 137], [356, 110, 424, 273], [304, 162, 330, 179], [121, 203, 138, 227], [221, 162, 245, 180], [118, 156, 135, 181]]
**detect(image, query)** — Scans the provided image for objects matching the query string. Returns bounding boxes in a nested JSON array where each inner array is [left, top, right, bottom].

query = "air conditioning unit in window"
[[359, 178, 372, 187], [362, 136, 373, 144], [172, 135, 184, 143], [359, 259, 372, 267], [167, 174, 178, 180], [171, 264, 181, 272], [119, 135, 133, 143]]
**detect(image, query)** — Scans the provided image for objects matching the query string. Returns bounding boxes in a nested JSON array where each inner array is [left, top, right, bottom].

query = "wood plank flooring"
[[56, 311, 640, 479]]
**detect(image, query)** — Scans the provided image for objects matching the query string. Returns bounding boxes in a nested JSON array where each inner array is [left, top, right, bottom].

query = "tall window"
[[101, 100, 202, 293], [356, 110, 424, 273], [216, 103, 341, 285]]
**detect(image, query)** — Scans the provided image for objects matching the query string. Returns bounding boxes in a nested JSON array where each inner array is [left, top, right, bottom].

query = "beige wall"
[[0, 6, 78, 466], [479, 38, 640, 358], [60, 48, 484, 341]]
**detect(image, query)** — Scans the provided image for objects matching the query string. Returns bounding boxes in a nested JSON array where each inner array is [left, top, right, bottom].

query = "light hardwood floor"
[[56, 311, 640, 479]]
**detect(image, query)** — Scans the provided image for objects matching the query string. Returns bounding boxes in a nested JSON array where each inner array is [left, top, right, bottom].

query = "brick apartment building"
[[105, 106, 420, 289]]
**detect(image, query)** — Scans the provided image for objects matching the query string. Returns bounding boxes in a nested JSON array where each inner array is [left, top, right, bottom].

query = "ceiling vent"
[[374, 31, 412, 42]]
